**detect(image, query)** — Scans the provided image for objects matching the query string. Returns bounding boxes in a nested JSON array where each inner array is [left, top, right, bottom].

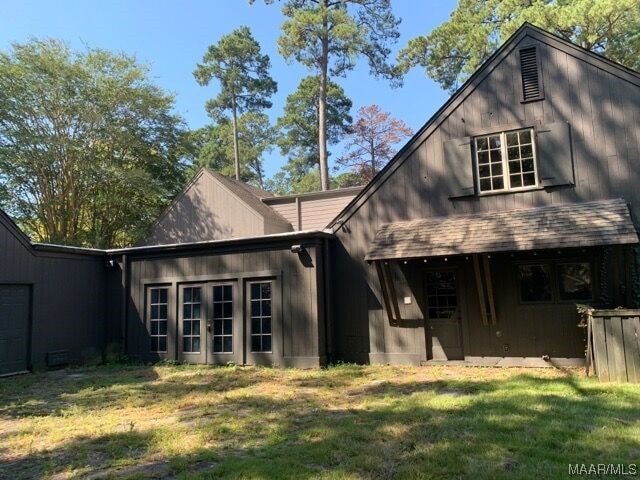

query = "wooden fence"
[[586, 310, 640, 383]]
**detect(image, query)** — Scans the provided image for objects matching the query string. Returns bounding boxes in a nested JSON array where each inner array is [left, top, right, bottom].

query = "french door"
[[178, 279, 277, 365], [207, 282, 243, 365]]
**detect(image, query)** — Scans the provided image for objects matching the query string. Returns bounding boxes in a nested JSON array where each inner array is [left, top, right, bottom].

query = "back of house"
[[1, 24, 639, 374], [328, 23, 640, 366]]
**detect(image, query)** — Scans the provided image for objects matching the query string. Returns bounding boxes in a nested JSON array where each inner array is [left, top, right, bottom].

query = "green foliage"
[[398, 0, 640, 92], [192, 112, 275, 188], [194, 26, 277, 180], [0, 39, 188, 248], [194, 26, 277, 119], [265, 169, 362, 195], [273, 0, 401, 80], [256, 0, 401, 190], [276, 75, 352, 178]]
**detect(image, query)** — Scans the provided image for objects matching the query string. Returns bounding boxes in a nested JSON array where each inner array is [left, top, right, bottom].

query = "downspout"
[[121, 254, 128, 355], [323, 238, 333, 363]]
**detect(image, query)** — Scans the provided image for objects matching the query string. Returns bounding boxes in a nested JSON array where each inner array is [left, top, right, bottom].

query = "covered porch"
[[364, 199, 639, 366]]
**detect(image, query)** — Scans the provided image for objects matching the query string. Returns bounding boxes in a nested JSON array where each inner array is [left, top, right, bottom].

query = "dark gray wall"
[[330, 28, 640, 364], [141, 169, 292, 246], [0, 214, 106, 369], [121, 239, 326, 367]]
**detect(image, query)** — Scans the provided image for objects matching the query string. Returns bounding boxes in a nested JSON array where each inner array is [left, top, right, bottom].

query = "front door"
[[424, 270, 463, 360]]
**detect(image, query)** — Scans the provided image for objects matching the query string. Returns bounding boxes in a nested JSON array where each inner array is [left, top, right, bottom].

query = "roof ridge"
[[329, 22, 640, 230], [202, 168, 292, 227]]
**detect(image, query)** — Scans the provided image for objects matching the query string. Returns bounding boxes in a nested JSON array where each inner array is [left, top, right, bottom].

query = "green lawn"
[[0, 363, 638, 479]]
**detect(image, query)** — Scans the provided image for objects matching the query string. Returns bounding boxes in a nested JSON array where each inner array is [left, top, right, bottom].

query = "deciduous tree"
[[257, 0, 401, 190], [397, 0, 640, 92], [336, 104, 412, 182], [0, 39, 187, 248], [194, 26, 277, 180]]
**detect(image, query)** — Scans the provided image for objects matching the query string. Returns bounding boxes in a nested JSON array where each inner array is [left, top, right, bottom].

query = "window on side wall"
[[558, 263, 593, 301], [518, 264, 553, 302], [475, 128, 537, 194]]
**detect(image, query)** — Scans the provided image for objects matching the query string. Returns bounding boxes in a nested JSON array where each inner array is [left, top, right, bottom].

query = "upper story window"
[[475, 128, 537, 193]]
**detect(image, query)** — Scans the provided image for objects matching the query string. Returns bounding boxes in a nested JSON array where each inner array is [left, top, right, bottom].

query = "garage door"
[[0, 286, 30, 375]]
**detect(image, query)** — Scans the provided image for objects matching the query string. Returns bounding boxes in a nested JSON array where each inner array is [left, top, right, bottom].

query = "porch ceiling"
[[365, 199, 638, 261]]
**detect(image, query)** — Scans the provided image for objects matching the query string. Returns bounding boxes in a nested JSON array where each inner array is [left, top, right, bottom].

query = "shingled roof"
[[204, 169, 290, 227], [365, 199, 638, 261]]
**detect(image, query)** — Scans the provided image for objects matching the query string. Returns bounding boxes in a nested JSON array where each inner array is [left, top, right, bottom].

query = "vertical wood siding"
[[331, 32, 640, 363], [142, 171, 292, 245], [125, 242, 325, 367], [0, 217, 106, 369]]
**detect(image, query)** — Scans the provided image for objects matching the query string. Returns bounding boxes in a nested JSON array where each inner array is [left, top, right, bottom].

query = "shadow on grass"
[[2, 368, 639, 479]]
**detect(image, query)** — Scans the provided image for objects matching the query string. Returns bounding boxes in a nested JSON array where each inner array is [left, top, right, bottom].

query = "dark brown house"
[[1, 24, 639, 375]]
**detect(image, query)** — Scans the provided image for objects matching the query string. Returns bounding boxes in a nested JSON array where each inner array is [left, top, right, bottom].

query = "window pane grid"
[[425, 271, 457, 319], [475, 128, 536, 193], [212, 285, 233, 353], [149, 287, 168, 353], [250, 282, 272, 353], [182, 287, 201, 353], [506, 129, 536, 189]]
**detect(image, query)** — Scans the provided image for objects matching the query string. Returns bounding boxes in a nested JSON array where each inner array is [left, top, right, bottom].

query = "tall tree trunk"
[[318, 0, 330, 191], [370, 138, 376, 177], [231, 95, 241, 181]]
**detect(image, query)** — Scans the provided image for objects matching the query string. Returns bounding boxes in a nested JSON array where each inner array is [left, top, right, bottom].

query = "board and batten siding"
[[0, 213, 106, 369], [265, 188, 361, 231], [330, 28, 640, 363], [122, 240, 326, 367], [142, 169, 292, 246]]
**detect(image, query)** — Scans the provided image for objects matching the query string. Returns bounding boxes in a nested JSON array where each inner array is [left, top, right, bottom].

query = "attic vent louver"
[[519, 46, 542, 101]]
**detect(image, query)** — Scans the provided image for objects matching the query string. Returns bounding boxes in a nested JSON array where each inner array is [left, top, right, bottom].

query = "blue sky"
[[1, 0, 457, 178]]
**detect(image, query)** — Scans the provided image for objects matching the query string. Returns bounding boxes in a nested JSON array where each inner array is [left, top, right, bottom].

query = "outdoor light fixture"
[[290, 244, 303, 254]]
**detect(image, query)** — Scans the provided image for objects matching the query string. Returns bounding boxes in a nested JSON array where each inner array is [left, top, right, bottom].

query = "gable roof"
[[141, 168, 292, 245], [365, 199, 638, 261], [328, 22, 640, 231], [0, 208, 35, 252], [203, 168, 289, 226]]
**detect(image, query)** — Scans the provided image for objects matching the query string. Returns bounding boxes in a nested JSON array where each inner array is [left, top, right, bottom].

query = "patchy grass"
[[0, 363, 638, 479]]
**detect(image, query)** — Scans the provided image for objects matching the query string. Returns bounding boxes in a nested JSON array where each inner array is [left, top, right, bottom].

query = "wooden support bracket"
[[473, 254, 489, 326], [482, 254, 498, 326], [374, 260, 402, 324]]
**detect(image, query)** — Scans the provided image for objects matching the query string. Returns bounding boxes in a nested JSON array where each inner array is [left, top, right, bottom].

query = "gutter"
[[30, 229, 335, 257]]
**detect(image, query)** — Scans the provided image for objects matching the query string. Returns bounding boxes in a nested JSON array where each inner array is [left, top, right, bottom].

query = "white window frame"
[[249, 280, 273, 353], [182, 286, 202, 354], [212, 283, 234, 354], [474, 128, 538, 194], [149, 286, 169, 353]]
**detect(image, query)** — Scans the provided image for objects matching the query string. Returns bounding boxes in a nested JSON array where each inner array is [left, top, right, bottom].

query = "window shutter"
[[536, 122, 574, 187], [445, 136, 474, 198]]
